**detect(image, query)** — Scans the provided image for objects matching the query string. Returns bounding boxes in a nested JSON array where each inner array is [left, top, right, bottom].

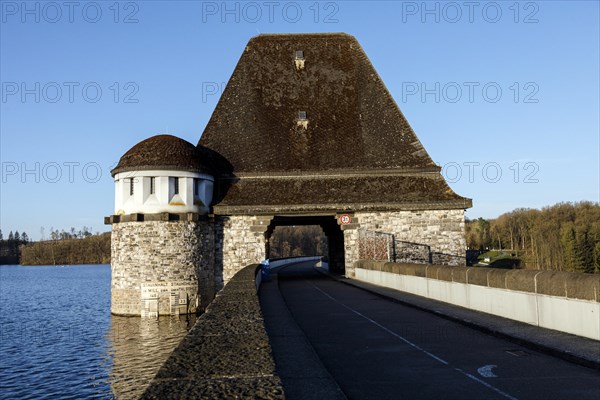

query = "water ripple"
[[0, 265, 195, 399]]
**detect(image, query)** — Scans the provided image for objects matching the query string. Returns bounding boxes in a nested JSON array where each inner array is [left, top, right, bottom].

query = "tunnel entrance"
[[265, 216, 345, 274]]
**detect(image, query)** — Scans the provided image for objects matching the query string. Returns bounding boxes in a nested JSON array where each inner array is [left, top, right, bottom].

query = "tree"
[[0, 229, 3, 241], [561, 223, 579, 272], [21, 232, 29, 243], [81, 226, 92, 238], [8, 231, 14, 241], [50, 228, 59, 241], [575, 226, 594, 273], [594, 242, 600, 274], [14, 231, 20, 243]]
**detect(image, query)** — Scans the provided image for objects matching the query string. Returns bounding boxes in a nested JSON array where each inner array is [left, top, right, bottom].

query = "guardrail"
[[354, 260, 600, 340]]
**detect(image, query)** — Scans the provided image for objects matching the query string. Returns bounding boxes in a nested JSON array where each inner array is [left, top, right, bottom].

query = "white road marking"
[[310, 283, 519, 400], [478, 364, 498, 378]]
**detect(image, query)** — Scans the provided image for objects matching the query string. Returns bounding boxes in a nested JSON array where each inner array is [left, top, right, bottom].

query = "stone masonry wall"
[[344, 210, 466, 277], [111, 220, 214, 316], [214, 215, 270, 287]]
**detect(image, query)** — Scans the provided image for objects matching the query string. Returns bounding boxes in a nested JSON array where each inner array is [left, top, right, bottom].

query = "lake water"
[[0, 264, 196, 399]]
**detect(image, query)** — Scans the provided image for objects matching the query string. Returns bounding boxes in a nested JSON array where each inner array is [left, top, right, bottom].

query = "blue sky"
[[1, 0, 598, 239]]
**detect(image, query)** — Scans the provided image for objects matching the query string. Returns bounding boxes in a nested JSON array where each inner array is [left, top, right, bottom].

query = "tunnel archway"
[[264, 216, 345, 274]]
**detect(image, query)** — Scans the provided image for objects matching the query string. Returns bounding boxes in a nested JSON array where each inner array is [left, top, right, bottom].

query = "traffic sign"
[[339, 214, 351, 225]]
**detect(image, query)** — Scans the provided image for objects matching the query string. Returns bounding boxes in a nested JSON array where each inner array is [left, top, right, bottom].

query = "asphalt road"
[[260, 261, 600, 400]]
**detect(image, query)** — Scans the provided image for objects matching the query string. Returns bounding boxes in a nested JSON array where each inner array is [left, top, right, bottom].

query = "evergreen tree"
[[594, 242, 600, 274], [575, 227, 594, 273], [14, 231, 20, 243], [561, 223, 578, 272], [8, 231, 14, 241], [0, 229, 3, 241]]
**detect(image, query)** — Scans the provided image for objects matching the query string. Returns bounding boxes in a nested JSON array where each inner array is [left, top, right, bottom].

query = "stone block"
[[565, 273, 600, 301], [437, 266, 453, 282], [397, 263, 427, 277], [451, 268, 468, 283], [505, 270, 538, 293], [466, 268, 489, 287], [385, 262, 401, 274], [487, 269, 508, 289], [535, 271, 569, 297], [426, 265, 442, 280]]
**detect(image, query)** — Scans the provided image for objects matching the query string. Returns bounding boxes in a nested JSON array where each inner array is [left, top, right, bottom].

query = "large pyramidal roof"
[[199, 33, 471, 214]]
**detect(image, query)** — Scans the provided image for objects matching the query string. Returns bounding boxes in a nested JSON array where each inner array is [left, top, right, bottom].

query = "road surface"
[[260, 261, 600, 400]]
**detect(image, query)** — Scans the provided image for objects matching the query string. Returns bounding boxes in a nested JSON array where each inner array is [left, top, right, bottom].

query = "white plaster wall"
[[114, 170, 213, 215], [355, 268, 600, 340]]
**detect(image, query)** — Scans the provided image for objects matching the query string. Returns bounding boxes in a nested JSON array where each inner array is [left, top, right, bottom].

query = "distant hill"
[[466, 201, 600, 273], [19, 233, 111, 266]]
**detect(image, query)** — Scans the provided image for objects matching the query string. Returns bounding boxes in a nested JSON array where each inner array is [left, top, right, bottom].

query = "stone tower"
[[107, 135, 215, 316], [106, 33, 472, 317], [199, 33, 472, 278]]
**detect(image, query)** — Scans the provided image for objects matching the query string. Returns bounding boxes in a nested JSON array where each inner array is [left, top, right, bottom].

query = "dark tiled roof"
[[199, 33, 437, 173], [213, 174, 471, 214], [111, 135, 211, 176], [198, 33, 471, 213]]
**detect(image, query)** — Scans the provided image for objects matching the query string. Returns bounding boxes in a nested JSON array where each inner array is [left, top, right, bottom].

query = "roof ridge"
[[251, 32, 352, 38]]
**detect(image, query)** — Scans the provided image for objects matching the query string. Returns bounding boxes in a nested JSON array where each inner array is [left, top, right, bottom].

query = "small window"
[[193, 178, 199, 197], [298, 111, 307, 120], [149, 177, 155, 195], [173, 177, 179, 195], [129, 178, 135, 196], [295, 50, 304, 59]]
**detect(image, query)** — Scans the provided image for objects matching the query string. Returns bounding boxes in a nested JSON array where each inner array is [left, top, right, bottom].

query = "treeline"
[[466, 201, 600, 273], [0, 230, 30, 264], [269, 226, 328, 258], [20, 232, 111, 265]]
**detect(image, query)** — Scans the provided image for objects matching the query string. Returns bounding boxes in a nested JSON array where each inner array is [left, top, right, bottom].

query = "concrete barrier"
[[354, 261, 600, 341], [141, 264, 284, 399]]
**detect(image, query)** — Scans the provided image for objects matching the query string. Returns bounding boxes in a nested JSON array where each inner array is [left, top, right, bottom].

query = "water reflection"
[[0, 265, 196, 399], [105, 314, 197, 399]]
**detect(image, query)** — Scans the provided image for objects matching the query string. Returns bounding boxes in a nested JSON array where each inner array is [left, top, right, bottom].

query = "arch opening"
[[264, 216, 345, 275]]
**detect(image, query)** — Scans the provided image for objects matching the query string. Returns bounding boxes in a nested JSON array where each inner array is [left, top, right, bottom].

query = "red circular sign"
[[339, 214, 351, 225]]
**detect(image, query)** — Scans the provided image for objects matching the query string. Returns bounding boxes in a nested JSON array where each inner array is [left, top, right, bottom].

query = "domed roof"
[[111, 135, 211, 176]]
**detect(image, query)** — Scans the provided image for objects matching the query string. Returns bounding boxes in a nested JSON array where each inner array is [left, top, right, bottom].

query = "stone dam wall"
[[111, 220, 215, 316], [354, 260, 600, 340], [141, 264, 284, 399]]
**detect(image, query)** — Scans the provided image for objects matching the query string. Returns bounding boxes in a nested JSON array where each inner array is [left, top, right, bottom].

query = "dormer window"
[[294, 51, 305, 71], [296, 111, 309, 130]]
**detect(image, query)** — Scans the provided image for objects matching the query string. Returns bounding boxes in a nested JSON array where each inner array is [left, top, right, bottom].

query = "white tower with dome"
[[107, 134, 216, 317]]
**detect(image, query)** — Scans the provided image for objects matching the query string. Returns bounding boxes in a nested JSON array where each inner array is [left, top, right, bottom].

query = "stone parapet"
[[141, 264, 284, 399]]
